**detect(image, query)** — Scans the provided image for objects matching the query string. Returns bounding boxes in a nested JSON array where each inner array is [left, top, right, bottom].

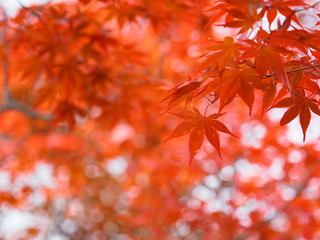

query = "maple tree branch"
[[263, 63, 320, 79], [0, 7, 11, 101], [294, 1, 320, 12], [265, 1, 320, 13], [312, 1, 320, 8], [0, 98, 51, 120], [0, 6, 52, 121]]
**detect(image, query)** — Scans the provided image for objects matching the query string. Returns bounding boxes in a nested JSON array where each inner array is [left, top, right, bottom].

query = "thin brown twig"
[[263, 63, 320, 79], [294, 0, 320, 13]]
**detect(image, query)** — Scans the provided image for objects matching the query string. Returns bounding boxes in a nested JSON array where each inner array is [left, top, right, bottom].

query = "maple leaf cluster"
[[0, 0, 319, 240], [163, 0, 320, 163]]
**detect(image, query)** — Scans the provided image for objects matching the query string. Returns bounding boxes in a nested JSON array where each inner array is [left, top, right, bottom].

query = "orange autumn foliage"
[[0, 0, 320, 239]]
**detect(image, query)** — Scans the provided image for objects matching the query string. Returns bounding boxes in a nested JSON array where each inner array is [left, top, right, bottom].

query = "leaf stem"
[[204, 103, 211, 117]]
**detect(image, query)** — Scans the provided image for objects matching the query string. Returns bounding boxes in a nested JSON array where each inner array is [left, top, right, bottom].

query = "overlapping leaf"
[[200, 37, 240, 71], [221, 9, 257, 33], [216, 67, 260, 113], [160, 80, 203, 113], [256, 45, 291, 86]]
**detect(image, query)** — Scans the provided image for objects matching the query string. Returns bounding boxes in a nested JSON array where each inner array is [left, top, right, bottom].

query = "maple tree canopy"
[[0, 0, 320, 239]]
